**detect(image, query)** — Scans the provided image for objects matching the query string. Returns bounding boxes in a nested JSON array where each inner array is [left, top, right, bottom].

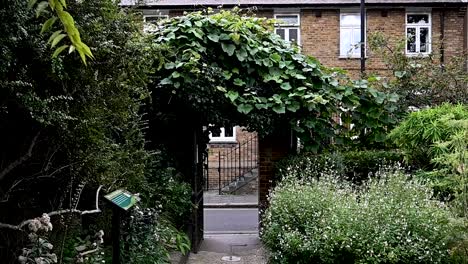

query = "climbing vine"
[[151, 9, 398, 151]]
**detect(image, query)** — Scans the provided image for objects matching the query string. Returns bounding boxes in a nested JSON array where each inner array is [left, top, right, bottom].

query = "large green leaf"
[[221, 43, 236, 56], [237, 104, 254, 114]]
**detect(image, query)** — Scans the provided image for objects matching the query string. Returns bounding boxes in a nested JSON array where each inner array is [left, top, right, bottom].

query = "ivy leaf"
[[208, 34, 220, 42], [160, 78, 173, 85], [255, 103, 268, 110], [237, 104, 253, 114], [222, 71, 232, 80], [226, 91, 239, 102], [164, 62, 176, 69], [280, 82, 292, 90], [235, 48, 248, 62], [287, 101, 301, 112], [233, 78, 245, 86], [221, 43, 236, 56], [272, 104, 286, 114], [270, 53, 281, 62], [295, 74, 306, 80]]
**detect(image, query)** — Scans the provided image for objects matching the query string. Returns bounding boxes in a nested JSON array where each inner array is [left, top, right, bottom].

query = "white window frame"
[[274, 13, 301, 45], [209, 126, 237, 143], [405, 12, 432, 56], [339, 12, 365, 58], [143, 14, 169, 33]]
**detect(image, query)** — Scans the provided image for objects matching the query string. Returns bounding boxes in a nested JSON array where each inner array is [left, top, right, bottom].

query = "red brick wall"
[[301, 8, 465, 77], [206, 127, 258, 189]]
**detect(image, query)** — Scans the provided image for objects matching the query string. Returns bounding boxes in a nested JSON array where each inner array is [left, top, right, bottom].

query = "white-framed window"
[[274, 14, 301, 45], [406, 12, 431, 55], [340, 12, 364, 58], [143, 14, 169, 32], [209, 126, 236, 143]]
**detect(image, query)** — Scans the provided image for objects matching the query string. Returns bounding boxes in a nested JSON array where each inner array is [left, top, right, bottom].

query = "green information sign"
[[104, 189, 139, 211]]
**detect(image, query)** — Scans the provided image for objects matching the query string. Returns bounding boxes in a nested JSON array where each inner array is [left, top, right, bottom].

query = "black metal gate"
[[190, 127, 206, 253]]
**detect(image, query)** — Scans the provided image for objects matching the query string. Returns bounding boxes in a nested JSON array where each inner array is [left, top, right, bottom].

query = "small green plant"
[[262, 170, 461, 263], [121, 206, 190, 264]]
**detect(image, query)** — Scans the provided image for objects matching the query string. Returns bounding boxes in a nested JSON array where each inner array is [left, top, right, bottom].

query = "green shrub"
[[276, 150, 403, 183], [388, 103, 468, 169], [262, 171, 460, 264]]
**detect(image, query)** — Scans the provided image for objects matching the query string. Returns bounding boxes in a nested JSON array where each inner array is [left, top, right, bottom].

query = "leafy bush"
[[368, 32, 468, 112], [262, 171, 460, 263], [276, 150, 403, 183], [121, 207, 190, 264], [388, 103, 468, 169]]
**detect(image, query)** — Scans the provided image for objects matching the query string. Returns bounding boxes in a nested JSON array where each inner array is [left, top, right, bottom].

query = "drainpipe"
[[440, 8, 446, 67], [360, 0, 366, 75], [465, 4, 468, 71]]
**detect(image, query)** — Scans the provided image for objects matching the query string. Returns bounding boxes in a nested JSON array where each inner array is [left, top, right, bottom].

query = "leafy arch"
[[151, 9, 398, 151]]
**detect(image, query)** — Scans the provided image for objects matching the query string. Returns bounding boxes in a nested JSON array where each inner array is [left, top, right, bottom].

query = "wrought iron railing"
[[204, 134, 258, 194]]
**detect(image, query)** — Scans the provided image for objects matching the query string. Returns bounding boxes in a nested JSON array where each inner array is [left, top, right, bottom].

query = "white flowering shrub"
[[262, 170, 461, 263]]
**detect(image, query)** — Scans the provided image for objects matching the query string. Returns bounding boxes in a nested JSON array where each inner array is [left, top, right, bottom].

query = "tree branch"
[[0, 132, 40, 181], [0, 185, 103, 231]]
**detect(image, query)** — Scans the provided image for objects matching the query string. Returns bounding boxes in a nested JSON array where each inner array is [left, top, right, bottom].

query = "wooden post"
[[112, 208, 121, 264]]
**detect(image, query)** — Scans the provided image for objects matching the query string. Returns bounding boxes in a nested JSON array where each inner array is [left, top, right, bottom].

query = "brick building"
[[123, 0, 467, 198]]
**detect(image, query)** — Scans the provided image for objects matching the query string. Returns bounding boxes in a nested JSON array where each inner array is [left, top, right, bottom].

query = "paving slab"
[[188, 234, 268, 264]]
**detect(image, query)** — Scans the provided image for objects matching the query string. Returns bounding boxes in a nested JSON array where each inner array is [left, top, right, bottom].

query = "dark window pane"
[[224, 126, 234, 137], [420, 27, 429, 52], [211, 128, 221, 137], [276, 28, 286, 40], [407, 27, 416, 52], [289, 29, 298, 44], [407, 14, 429, 24]]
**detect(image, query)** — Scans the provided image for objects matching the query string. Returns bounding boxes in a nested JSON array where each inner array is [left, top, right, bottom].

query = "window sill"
[[339, 56, 367, 59], [209, 140, 238, 144], [405, 53, 431, 58]]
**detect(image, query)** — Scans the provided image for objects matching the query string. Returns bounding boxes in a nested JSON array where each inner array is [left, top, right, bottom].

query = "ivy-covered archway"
[[145, 9, 398, 251], [149, 8, 398, 151]]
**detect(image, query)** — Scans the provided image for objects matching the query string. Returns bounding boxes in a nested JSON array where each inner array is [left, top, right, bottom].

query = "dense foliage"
[[0, 0, 190, 262], [262, 171, 461, 264], [368, 32, 468, 112], [152, 9, 399, 152], [389, 104, 468, 169]]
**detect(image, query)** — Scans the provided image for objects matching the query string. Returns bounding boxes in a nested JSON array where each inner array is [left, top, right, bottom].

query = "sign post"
[[104, 189, 139, 264]]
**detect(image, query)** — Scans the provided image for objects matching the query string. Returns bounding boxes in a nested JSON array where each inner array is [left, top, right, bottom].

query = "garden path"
[[186, 234, 267, 264]]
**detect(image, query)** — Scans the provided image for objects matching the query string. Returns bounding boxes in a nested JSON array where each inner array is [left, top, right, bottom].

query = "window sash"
[[340, 13, 364, 57], [274, 14, 300, 26], [405, 13, 431, 55], [275, 27, 300, 45], [209, 126, 237, 142]]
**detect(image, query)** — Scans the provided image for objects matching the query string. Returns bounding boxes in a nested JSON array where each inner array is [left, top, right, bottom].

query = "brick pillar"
[[258, 131, 293, 211]]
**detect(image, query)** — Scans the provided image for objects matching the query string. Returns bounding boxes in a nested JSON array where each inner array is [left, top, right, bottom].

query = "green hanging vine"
[[151, 9, 398, 151]]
